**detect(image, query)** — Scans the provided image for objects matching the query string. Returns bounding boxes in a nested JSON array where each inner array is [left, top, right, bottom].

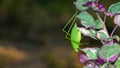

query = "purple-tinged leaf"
[[74, 0, 90, 11], [105, 40, 114, 45], [95, 57, 106, 65], [82, 47, 99, 60], [98, 43, 120, 62], [83, 2, 93, 7], [80, 54, 89, 63], [96, 30, 109, 41], [109, 55, 118, 62], [79, 27, 96, 39], [114, 15, 120, 26]]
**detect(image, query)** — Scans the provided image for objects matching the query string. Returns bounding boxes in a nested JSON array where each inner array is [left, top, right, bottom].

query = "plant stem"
[[110, 25, 119, 37], [96, 13, 110, 44], [104, 16, 106, 23], [96, 13, 109, 37], [106, 60, 109, 68]]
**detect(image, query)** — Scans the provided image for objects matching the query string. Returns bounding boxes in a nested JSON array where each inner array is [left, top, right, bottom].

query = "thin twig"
[[104, 16, 106, 23], [110, 25, 119, 37]]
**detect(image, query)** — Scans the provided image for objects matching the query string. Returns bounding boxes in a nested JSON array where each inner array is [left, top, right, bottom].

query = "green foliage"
[[87, 29, 96, 39], [98, 43, 120, 61], [74, 0, 95, 11], [108, 2, 120, 14], [112, 35, 120, 41], [63, 0, 120, 67], [80, 28, 96, 39], [101, 63, 107, 68], [97, 30, 109, 41], [83, 66, 90, 68], [102, 63, 116, 68], [107, 64, 116, 68], [82, 48, 99, 60], [76, 11, 96, 28], [95, 19, 103, 29], [74, 0, 89, 11], [71, 23, 81, 52], [115, 57, 120, 68]]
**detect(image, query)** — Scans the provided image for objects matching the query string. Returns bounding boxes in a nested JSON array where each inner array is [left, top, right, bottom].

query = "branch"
[[96, 13, 109, 37], [110, 25, 119, 37]]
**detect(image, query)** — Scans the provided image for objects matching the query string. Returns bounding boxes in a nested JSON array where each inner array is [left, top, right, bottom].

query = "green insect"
[[62, 10, 82, 52], [70, 23, 81, 52]]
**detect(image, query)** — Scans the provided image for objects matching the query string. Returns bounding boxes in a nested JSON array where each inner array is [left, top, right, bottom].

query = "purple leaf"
[[83, 2, 93, 7], [80, 54, 89, 63], [96, 56, 106, 65], [109, 55, 118, 62]]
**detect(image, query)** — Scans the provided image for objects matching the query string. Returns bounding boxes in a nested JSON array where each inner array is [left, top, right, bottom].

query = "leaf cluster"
[[63, 0, 120, 67]]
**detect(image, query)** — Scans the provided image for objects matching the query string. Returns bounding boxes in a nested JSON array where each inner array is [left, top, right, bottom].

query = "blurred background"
[[0, 0, 119, 68]]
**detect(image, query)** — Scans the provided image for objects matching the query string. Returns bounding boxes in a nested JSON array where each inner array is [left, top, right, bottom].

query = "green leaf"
[[108, 2, 120, 14], [114, 15, 120, 26], [115, 57, 120, 68], [76, 11, 96, 28], [74, 0, 88, 11], [112, 35, 120, 41], [80, 21, 93, 28], [83, 66, 90, 68], [87, 29, 96, 39], [96, 30, 109, 41], [82, 48, 99, 60], [80, 28, 96, 39], [98, 43, 120, 61], [70, 23, 81, 52], [101, 63, 107, 68], [107, 64, 116, 68], [74, 0, 95, 11], [95, 19, 103, 29]]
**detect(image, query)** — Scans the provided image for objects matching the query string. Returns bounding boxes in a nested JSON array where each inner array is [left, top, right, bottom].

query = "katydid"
[[62, 10, 82, 52]]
